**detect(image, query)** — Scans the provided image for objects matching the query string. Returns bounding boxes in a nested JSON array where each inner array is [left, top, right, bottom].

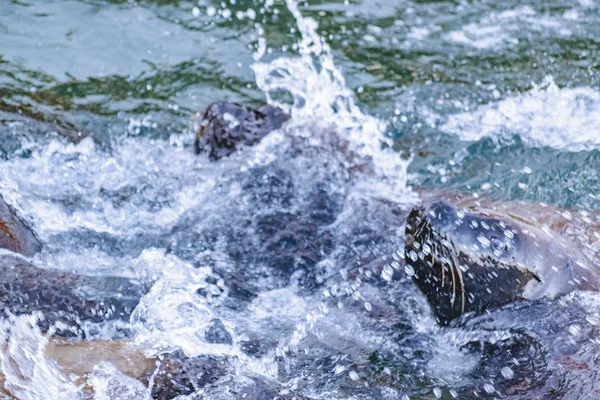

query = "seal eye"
[[490, 236, 509, 255]]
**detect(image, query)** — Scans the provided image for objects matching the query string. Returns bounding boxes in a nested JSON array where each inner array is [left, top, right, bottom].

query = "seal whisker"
[[433, 239, 444, 287], [444, 239, 457, 308], [449, 246, 466, 313]]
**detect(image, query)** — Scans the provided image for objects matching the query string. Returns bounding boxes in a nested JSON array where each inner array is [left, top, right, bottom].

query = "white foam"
[[90, 362, 150, 400], [0, 315, 83, 400], [0, 1, 417, 397], [0, 133, 217, 238], [252, 0, 411, 201], [446, 6, 571, 49], [130, 249, 234, 358], [442, 77, 600, 151]]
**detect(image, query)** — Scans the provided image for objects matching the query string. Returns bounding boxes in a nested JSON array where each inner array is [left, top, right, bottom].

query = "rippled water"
[[2, 0, 600, 399]]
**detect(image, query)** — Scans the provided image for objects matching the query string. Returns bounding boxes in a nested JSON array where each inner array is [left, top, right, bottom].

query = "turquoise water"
[[2, 0, 600, 398]]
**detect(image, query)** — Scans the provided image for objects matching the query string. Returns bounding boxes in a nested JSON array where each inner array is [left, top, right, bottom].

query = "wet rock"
[[0, 255, 146, 333], [150, 353, 227, 399], [195, 101, 289, 160], [0, 195, 42, 256]]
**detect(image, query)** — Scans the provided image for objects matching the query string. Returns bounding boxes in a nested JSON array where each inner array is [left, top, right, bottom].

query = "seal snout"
[[406, 199, 541, 324], [406, 200, 467, 324]]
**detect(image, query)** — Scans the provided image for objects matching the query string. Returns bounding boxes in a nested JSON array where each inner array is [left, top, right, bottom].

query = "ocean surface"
[[1, 0, 600, 398]]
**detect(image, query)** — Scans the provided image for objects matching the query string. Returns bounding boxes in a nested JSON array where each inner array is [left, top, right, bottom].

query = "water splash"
[[89, 362, 150, 400], [443, 76, 600, 151], [252, 0, 411, 200], [0, 1, 417, 398], [0, 315, 82, 400], [130, 249, 233, 358]]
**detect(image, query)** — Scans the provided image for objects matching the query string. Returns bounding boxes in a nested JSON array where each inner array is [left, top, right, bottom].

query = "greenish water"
[[2, 0, 600, 208], [2, 0, 600, 398]]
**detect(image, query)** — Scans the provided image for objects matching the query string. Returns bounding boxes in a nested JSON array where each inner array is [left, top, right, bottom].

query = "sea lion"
[[195, 101, 290, 160], [405, 195, 600, 323], [9, 100, 596, 397], [192, 101, 600, 325]]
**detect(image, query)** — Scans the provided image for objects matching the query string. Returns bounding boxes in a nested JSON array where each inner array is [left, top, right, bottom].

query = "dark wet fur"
[[195, 101, 290, 160], [405, 205, 536, 324]]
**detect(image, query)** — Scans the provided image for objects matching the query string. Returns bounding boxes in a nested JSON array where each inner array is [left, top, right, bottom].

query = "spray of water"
[[0, 0, 416, 397], [0, 315, 83, 400], [253, 0, 412, 201], [443, 76, 600, 151]]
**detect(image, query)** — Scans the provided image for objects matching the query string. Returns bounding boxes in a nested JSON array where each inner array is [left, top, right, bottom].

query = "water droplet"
[[192, 7, 200, 16], [409, 250, 418, 262], [501, 366, 514, 379], [333, 365, 346, 375], [405, 264, 415, 277], [382, 264, 394, 281], [569, 324, 581, 336], [483, 383, 495, 394], [207, 6, 217, 16]]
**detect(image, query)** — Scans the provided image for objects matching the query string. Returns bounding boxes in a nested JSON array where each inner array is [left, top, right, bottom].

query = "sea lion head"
[[195, 101, 290, 160], [405, 199, 599, 324]]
